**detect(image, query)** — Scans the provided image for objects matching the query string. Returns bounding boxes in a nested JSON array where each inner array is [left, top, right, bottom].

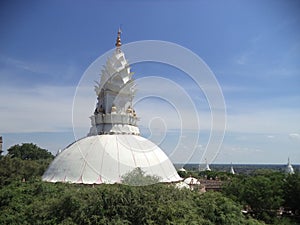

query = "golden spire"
[[115, 27, 122, 48]]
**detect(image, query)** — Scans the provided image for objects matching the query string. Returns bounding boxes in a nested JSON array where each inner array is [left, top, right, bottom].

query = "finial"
[[115, 27, 122, 48]]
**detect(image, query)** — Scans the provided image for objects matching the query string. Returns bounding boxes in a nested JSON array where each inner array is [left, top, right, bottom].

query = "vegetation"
[[1, 142, 299, 224], [0, 156, 52, 186], [121, 167, 160, 186], [7, 143, 54, 160], [222, 170, 300, 224], [0, 143, 53, 186], [283, 173, 300, 216], [0, 180, 265, 225]]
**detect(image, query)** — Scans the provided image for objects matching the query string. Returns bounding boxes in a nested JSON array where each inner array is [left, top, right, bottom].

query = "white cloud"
[[289, 133, 300, 141], [0, 54, 83, 88], [0, 54, 58, 77], [3, 81, 298, 140], [0, 85, 76, 133], [226, 109, 300, 134]]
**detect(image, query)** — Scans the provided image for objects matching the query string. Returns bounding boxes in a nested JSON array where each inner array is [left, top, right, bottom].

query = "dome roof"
[[42, 135, 182, 184], [183, 177, 200, 185], [178, 167, 187, 172]]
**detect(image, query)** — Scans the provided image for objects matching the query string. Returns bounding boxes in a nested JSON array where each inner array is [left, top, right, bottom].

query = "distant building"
[[286, 158, 295, 175], [230, 163, 235, 175], [178, 167, 187, 172], [200, 179, 223, 191], [183, 176, 201, 190], [205, 159, 211, 171]]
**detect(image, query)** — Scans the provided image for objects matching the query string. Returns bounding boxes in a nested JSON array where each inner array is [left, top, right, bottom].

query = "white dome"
[[178, 167, 187, 172], [175, 182, 190, 189], [183, 177, 200, 185], [42, 135, 182, 184]]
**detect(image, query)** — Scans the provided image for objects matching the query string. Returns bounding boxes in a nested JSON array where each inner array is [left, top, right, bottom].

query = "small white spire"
[[230, 162, 235, 175], [286, 157, 295, 175], [205, 158, 211, 171]]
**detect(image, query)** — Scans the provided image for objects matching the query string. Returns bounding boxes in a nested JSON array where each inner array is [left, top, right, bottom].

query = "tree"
[[0, 157, 52, 186], [0, 143, 53, 186], [196, 191, 263, 225], [0, 180, 265, 225], [223, 172, 287, 224], [121, 167, 160, 186], [284, 173, 300, 217], [242, 175, 283, 222], [7, 143, 53, 160]]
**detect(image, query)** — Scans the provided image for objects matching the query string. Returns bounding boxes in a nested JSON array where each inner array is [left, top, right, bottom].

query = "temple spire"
[[205, 158, 211, 171], [88, 28, 138, 136], [230, 162, 235, 175], [286, 157, 295, 175], [115, 27, 122, 48]]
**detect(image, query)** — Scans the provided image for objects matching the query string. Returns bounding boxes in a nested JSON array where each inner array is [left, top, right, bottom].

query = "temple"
[[286, 157, 295, 175], [205, 159, 211, 171], [42, 30, 182, 184], [230, 163, 235, 175]]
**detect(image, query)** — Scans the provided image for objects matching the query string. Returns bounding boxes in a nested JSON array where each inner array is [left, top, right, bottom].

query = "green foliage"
[[7, 143, 54, 160], [223, 171, 300, 224], [121, 167, 160, 186], [243, 176, 282, 222], [283, 173, 300, 215], [196, 192, 263, 225], [177, 170, 188, 178], [0, 143, 53, 186], [0, 180, 265, 225], [0, 157, 52, 186]]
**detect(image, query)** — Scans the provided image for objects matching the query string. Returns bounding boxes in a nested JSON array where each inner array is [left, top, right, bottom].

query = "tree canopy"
[[283, 173, 300, 215], [7, 143, 53, 160], [223, 170, 300, 224], [0, 181, 264, 225], [1, 143, 53, 186], [121, 167, 160, 186]]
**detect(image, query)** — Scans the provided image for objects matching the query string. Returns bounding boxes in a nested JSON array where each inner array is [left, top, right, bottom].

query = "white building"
[[42, 30, 182, 184], [205, 159, 211, 171], [286, 158, 295, 175], [230, 163, 235, 175]]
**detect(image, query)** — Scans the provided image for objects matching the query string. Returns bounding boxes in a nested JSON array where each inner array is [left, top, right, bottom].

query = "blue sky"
[[0, 0, 300, 164]]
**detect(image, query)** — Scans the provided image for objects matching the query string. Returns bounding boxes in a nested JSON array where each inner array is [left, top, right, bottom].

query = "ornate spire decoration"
[[115, 28, 122, 48], [88, 28, 138, 136]]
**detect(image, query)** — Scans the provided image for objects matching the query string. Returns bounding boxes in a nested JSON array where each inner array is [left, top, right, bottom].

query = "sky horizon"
[[1, 1, 300, 164]]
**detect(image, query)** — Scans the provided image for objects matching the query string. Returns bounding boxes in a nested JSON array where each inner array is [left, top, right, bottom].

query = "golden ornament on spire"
[[115, 28, 122, 48]]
